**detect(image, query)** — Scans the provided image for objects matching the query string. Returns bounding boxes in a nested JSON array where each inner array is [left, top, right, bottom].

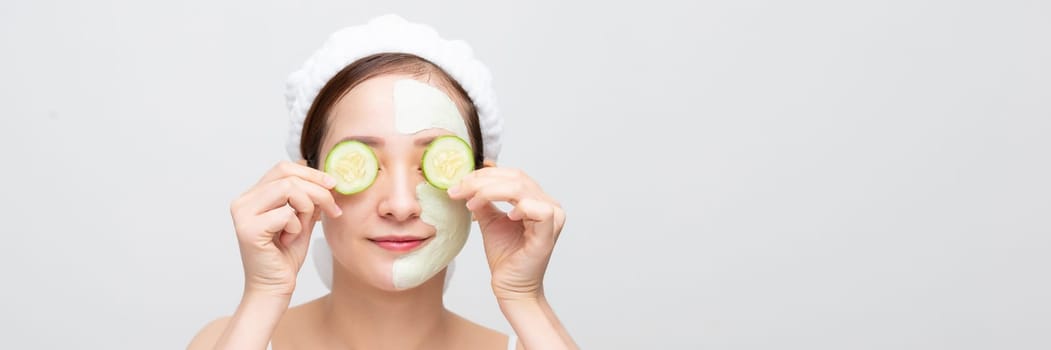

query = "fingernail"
[[325, 175, 338, 188], [335, 207, 343, 217], [447, 186, 460, 196]]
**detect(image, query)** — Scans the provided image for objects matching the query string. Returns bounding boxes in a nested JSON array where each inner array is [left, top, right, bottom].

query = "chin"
[[350, 254, 397, 291], [369, 263, 400, 291]]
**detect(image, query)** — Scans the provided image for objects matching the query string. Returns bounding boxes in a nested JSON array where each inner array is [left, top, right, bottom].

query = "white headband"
[[284, 13, 503, 162]]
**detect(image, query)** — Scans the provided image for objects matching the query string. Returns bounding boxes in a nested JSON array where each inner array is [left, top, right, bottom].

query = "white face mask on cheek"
[[389, 79, 473, 290], [392, 183, 471, 289]]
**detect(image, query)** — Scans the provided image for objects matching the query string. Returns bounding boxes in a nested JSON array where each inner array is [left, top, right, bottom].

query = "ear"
[[482, 159, 497, 168]]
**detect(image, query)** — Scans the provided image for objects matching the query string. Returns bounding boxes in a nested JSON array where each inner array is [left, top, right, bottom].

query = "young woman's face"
[[317, 74, 473, 291]]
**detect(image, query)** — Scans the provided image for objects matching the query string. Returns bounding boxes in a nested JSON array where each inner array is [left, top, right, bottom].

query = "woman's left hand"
[[447, 162, 566, 301]]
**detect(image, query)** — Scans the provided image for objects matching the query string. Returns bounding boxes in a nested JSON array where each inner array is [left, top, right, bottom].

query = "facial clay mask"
[[394, 79, 471, 140], [392, 183, 472, 289], [390, 79, 472, 290]]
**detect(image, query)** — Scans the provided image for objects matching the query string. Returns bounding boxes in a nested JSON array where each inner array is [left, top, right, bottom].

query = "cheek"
[[321, 197, 368, 254], [425, 206, 464, 231], [321, 215, 398, 289], [333, 191, 369, 212], [326, 192, 376, 233]]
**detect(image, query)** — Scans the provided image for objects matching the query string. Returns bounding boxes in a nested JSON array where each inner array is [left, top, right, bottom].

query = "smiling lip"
[[369, 236, 431, 252]]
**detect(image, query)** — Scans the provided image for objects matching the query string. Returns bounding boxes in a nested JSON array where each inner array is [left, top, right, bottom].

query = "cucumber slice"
[[324, 140, 379, 195], [422, 135, 475, 190]]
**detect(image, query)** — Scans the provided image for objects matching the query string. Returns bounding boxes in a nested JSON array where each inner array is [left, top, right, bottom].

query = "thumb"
[[284, 211, 319, 264]]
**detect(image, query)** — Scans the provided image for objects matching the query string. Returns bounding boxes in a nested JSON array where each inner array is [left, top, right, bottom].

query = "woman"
[[187, 14, 577, 350]]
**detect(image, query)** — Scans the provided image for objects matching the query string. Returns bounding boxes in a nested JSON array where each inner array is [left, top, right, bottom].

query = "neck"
[[322, 264, 451, 349]]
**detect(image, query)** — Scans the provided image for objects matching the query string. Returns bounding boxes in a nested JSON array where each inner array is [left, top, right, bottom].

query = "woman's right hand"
[[229, 160, 343, 298]]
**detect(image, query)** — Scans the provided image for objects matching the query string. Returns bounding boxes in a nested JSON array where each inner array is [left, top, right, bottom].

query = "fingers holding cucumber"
[[229, 160, 344, 297], [443, 164, 567, 301]]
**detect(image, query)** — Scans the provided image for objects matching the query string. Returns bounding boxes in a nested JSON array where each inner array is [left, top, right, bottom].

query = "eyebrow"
[[335, 135, 440, 148], [336, 135, 384, 147]]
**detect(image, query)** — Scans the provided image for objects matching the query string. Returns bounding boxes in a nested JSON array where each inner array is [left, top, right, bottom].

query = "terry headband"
[[284, 13, 502, 163]]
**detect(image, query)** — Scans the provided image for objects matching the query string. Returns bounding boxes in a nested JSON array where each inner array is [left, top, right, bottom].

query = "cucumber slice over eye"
[[324, 140, 379, 195], [422, 135, 475, 190]]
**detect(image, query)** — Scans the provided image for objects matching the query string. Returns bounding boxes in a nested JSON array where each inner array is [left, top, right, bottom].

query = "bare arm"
[[449, 164, 578, 349], [500, 295, 578, 350], [189, 160, 339, 349]]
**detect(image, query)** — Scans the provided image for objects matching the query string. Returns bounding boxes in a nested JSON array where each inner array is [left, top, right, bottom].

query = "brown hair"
[[300, 53, 485, 169]]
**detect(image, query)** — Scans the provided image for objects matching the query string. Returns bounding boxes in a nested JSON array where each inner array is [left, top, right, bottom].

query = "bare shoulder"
[[270, 296, 328, 347], [446, 311, 513, 349], [186, 315, 232, 350], [185, 296, 327, 349]]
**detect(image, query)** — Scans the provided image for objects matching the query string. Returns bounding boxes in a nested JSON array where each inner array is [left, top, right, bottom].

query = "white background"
[[2, 0, 1049, 349]]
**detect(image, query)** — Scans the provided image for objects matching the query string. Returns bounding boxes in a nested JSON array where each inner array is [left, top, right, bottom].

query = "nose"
[[376, 164, 422, 222]]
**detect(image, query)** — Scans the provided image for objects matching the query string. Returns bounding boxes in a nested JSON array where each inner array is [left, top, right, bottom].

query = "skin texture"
[[187, 74, 577, 350]]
